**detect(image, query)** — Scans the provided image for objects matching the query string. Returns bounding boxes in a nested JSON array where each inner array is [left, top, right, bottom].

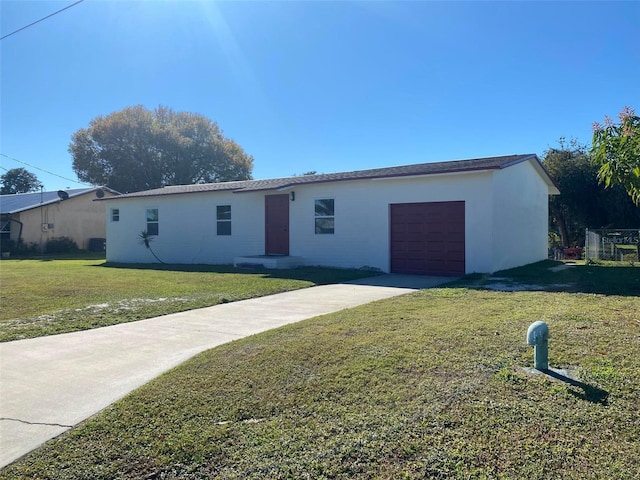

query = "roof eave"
[[95, 155, 552, 199], [233, 165, 504, 193], [98, 186, 243, 201], [3, 187, 120, 212]]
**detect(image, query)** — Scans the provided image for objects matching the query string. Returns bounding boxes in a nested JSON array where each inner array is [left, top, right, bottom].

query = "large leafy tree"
[[543, 139, 640, 247], [591, 106, 640, 205], [69, 106, 254, 193], [0, 168, 43, 194], [544, 140, 597, 247]]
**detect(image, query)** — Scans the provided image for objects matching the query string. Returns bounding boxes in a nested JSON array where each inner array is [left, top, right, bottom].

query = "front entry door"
[[265, 194, 290, 255]]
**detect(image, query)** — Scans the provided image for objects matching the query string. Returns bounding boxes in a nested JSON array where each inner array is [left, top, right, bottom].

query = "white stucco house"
[[100, 154, 559, 276]]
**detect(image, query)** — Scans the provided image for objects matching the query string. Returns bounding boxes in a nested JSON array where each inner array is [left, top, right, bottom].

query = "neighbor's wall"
[[15, 191, 117, 251], [490, 160, 551, 272]]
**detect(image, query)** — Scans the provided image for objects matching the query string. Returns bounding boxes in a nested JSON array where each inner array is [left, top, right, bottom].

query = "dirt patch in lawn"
[[484, 280, 574, 292]]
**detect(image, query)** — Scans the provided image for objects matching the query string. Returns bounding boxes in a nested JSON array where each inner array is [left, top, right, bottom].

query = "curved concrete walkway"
[[0, 274, 454, 468]]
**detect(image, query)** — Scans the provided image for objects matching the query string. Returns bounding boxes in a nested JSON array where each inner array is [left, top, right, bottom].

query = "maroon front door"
[[265, 194, 290, 255]]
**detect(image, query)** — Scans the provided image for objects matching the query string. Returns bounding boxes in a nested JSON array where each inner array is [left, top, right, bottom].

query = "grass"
[[0, 257, 374, 342], [455, 259, 640, 296], [1, 260, 638, 479]]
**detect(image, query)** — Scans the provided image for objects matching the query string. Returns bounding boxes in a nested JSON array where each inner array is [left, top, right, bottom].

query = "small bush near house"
[[0, 239, 39, 255], [45, 236, 79, 254], [19, 241, 40, 255], [0, 238, 15, 254]]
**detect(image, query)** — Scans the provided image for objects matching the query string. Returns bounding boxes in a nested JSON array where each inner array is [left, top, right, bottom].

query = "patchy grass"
[[455, 259, 640, 296], [0, 259, 373, 342], [2, 264, 638, 479]]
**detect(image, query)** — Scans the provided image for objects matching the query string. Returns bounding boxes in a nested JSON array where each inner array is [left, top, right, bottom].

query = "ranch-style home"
[[100, 154, 559, 276]]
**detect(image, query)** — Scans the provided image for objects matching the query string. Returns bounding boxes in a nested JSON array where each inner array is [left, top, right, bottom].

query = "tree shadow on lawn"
[[97, 260, 640, 296], [98, 262, 378, 286], [449, 260, 640, 297], [9, 253, 106, 262], [98, 263, 458, 290]]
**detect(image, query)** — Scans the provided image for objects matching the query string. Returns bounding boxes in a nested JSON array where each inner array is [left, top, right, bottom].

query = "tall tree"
[[544, 138, 640, 248], [591, 106, 640, 205], [69, 105, 254, 193], [0, 168, 43, 194], [543, 140, 597, 247]]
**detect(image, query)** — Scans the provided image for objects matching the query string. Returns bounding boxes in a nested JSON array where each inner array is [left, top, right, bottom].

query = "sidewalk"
[[0, 274, 454, 468]]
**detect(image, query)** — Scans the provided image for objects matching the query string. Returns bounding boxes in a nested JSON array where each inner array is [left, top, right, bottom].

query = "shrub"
[[0, 238, 15, 253], [17, 240, 39, 254], [45, 237, 79, 254]]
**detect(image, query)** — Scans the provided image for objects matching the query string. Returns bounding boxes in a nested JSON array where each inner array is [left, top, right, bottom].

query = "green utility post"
[[526, 321, 549, 370]]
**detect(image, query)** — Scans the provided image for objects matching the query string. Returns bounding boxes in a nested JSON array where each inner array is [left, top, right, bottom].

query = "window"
[[146, 208, 159, 236], [111, 208, 120, 222], [216, 205, 231, 236], [315, 199, 334, 234]]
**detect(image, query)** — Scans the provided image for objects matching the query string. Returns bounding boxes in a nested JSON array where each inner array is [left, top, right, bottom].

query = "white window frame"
[[314, 198, 335, 235], [216, 205, 231, 236], [146, 208, 159, 236]]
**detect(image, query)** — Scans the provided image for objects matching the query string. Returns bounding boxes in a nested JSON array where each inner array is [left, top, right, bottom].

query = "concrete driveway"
[[0, 274, 455, 469]]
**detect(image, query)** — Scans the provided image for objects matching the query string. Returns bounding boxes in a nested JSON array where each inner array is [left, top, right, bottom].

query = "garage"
[[390, 201, 465, 276]]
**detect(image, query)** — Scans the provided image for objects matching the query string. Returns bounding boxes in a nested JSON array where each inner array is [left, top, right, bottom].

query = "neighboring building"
[[100, 154, 559, 276], [0, 187, 119, 252]]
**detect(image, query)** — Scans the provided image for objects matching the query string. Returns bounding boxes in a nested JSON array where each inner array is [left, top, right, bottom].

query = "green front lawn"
[[2, 261, 638, 479], [0, 259, 373, 342]]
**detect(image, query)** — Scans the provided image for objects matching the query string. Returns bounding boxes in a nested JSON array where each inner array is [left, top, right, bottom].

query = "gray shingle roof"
[[102, 154, 554, 200], [0, 187, 116, 214]]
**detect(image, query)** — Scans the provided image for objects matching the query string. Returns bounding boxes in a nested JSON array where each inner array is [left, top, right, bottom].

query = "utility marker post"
[[526, 321, 549, 370]]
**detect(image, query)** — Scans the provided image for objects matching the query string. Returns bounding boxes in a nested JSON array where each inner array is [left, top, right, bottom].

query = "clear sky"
[[1, 0, 638, 192]]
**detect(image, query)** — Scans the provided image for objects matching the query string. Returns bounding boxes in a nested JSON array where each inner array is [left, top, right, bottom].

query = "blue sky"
[[1, 0, 638, 192]]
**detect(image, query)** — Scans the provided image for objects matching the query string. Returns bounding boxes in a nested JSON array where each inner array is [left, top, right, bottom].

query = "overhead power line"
[[1, 0, 85, 41], [0, 153, 91, 186]]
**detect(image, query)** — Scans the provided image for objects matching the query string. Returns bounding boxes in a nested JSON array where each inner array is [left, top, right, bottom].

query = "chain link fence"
[[585, 228, 639, 262]]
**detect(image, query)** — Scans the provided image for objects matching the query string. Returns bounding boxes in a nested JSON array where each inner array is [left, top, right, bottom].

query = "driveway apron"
[[0, 275, 454, 468]]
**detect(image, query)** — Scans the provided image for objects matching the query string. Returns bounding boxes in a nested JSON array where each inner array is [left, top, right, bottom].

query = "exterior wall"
[[287, 172, 495, 274], [105, 191, 266, 264], [490, 160, 551, 272], [104, 161, 553, 273], [105, 171, 497, 274], [11, 191, 117, 251]]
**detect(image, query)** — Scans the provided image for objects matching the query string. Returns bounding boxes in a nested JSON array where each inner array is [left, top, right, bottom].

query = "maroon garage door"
[[390, 201, 465, 276]]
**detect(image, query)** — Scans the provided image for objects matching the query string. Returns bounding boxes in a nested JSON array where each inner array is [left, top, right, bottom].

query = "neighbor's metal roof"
[[101, 154, 559, 200], [0, 187, 116, 214]]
